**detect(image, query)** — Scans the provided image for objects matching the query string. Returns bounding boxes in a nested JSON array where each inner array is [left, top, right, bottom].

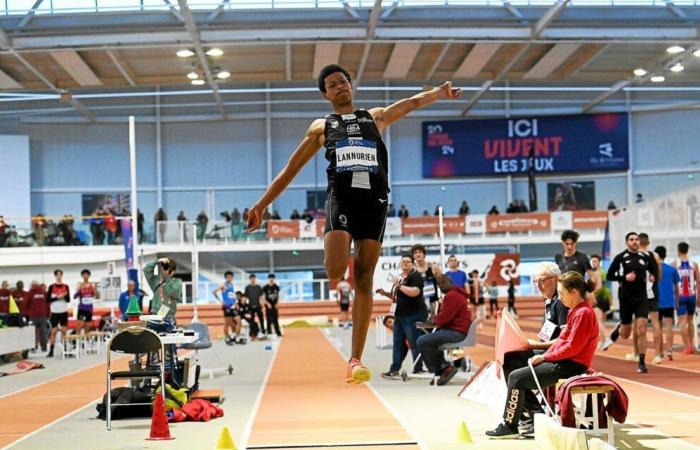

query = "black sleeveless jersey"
[[323, 109, 389, 198]]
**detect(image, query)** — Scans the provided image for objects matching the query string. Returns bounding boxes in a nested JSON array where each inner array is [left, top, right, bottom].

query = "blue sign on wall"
[[422, 113, 629, 178]]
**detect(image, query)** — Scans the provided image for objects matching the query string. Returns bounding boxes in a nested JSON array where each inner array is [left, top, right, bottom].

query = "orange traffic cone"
[[146, 393, 175, 440]]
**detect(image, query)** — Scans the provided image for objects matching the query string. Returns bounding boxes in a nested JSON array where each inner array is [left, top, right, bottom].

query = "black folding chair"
[[106, 326, 165, 430]]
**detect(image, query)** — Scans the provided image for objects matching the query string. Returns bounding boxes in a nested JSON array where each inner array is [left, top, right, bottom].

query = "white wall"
[[0, 135, 30, 218]]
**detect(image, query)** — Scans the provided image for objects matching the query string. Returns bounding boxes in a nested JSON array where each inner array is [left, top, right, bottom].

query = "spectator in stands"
[[196, 210, 209, 241], [177, 210, 188, 241], [14, 280, 28, 319], [417, 274, 471, 386], [301, 209, 314, 223], [231, 208, 242, 224], [290, 209, 301, 220], [271, 210, 281, 220], [263, 208, 272, 222], [396, 205, 408, 218], [458, 201, 469, 216], [242, 208, 250, 224], [118, 279, 145, 321], [488, 205, 500, 215], [381, 254, 428, 379], [607, 200, 617, 210], [105, 211, 118, 245], [388, 203, 396, 217], [26, 280, 49, 352], [636, 192, 645, 203], [506, 202, 516, 213], [0, 216, 8, 247], [32, 214, 47, 246], [0, 281, 10, 315], [154, 207, 167, 243], [517, 199, 529, 213], [422, 210, 430, 217]]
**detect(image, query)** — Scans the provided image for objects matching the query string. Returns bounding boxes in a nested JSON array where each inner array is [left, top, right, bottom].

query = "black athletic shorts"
[[478, 297, 485, 305], [340, 303, 350, 312], [619, 297, 648, 325], [658, 307, 674, 320], [648, 296, 659, 312], [223, 308, 238, 318], [595, 298, 610, 313], [50, 312, 68, 328], [77, 309, 93, 322], [324, 190, 388, 242]]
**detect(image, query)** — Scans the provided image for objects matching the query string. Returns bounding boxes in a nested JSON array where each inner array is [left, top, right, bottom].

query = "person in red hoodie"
[[417, 273, 472, 386], [25, 281, 50, 352], [0, 281, 10, 315], [486, 271, 599, 439]]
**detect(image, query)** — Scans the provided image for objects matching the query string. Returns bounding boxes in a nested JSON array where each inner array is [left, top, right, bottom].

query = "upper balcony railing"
[[2, 0, 695, 17]]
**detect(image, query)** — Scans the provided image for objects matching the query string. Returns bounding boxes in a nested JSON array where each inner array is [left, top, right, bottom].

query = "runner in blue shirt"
[[654, 246, 680, 361]]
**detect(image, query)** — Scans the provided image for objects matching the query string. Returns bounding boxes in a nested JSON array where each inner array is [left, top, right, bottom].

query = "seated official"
[[486, 271, 599, 439], [501, 262, 569, 435], [416, 274, 472, 386]]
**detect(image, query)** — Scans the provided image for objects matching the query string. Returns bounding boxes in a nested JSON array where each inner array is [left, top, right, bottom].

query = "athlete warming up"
[[246, 64, 463, 383]]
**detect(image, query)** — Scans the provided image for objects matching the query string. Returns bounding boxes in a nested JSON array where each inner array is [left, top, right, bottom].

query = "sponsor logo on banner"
[[401, 217, 439, 235], [466, 214, 486, 234], [486, 213, 550, 233], [550, 211, 573, 231], [299, 220, 317, 238], [572, 210, 608, 229], [637, 208, 654, 227], [443, 216, 466, 233], [485, 253, 520, 285], [384, 217, 402, 236], [267, 220, 299, 238], [692, 206, 700, 230]]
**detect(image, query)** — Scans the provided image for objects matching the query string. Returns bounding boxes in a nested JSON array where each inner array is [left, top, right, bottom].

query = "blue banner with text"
[[422, 113, 628, 177]]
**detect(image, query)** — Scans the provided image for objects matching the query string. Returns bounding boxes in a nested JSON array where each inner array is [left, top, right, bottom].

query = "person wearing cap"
[[119, 279, 146, 321], [144, 257, 182, 320], [25, 281, 50, 352], [263, 274, 282, 338]]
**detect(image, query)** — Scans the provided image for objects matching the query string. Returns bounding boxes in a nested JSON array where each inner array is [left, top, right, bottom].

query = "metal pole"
[[129, 115, 139, 275], [438, 206, 445, 268], [625, 91, 634, 206], [192, 223, 199, 320], [266, 82, 273, 211], [156, 86, 163, 208]]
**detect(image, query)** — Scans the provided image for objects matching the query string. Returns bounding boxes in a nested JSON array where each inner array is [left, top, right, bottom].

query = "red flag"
[[495, 308, 529, 378]]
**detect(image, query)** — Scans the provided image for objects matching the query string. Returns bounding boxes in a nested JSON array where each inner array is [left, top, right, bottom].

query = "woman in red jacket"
[[486, 271, 599, 439]]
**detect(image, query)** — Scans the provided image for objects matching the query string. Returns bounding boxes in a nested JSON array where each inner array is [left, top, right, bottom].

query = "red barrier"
[[486, 213, 550, 233], [267, 220, 299, 238], [572, 210, 608, 229]]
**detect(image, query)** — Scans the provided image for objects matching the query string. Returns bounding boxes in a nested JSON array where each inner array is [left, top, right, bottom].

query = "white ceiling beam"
[[105, 49, 136, 87], [532, 0, 570, 38], [503, 1, 522, 19], [380, 1, 399, 19], [0, 67, 22, 89], [366, 0, 383, 39], [50, 50, 103, 86], [354, 42, 372, 89], [163, 0, 185, 22], [460, 44, 530, 116], [664, 0, 687, 19], [177, 0, 227, 119], [383, 42, 420, 79], [568, 43, 609, 79], [206, 0, 229, 22], [16, 0, 45, 29], [339, 0, 360, 19], [523, 43, 580, 79], [355, 0, 383, 89], [425, 42, 452, 81], [312, 42, 342, 79], [453, 43, 501, 79]]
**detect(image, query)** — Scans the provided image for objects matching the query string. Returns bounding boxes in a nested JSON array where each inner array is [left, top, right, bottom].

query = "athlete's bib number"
[[81, 296, 93, 305], [537, 320, 558, 341], [389, 303, 397, 315], [423, 283, 436, 299], [336, 139, 378, 174], [157, 305, 170, 318]]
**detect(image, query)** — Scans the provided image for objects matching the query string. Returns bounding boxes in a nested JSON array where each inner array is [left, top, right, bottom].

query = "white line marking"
[[320, 329, 428, 450], [239, 341, 281, 450], [1, 396, 101, 450]]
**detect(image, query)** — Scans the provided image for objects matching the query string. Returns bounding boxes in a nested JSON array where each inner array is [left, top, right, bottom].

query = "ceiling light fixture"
[[176, 49, 194, 58], [666, 45, 685, 54], [633, 68, 647, 77], [191, 79, 205, 86], [216, 70, 231, 79], [694, 49, 700, 57], [187, 71, 199, 79], [206, 48, 224, 57], [650, 75, 665, 83], [670, 63, 684, 72]]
